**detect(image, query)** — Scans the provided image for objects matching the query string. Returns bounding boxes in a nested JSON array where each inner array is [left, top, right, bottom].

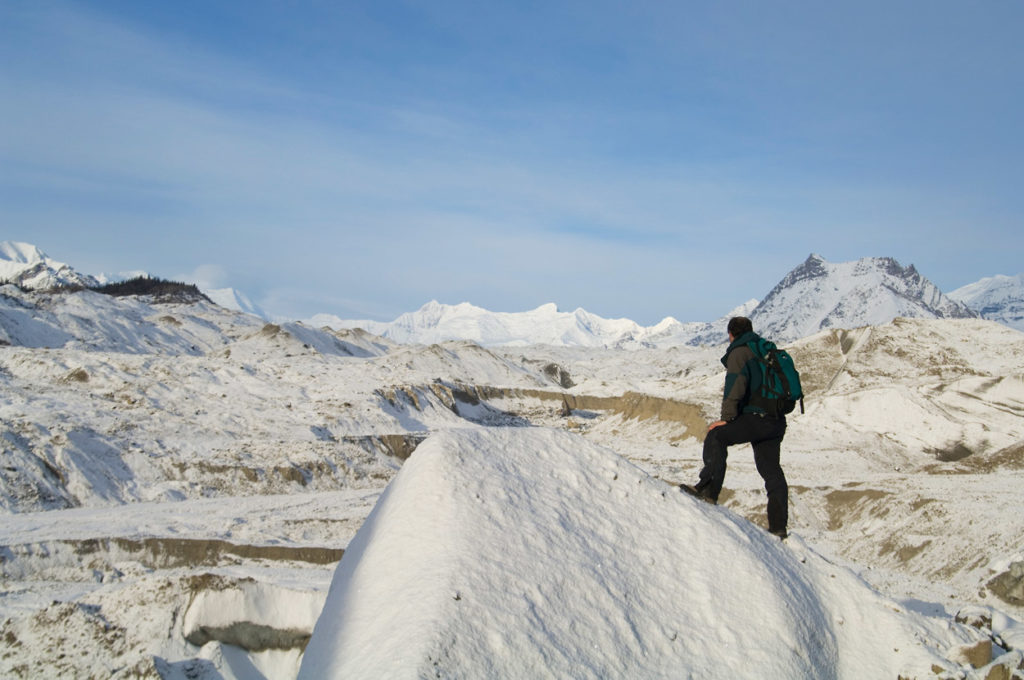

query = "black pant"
[[696, 413, 788, 533]]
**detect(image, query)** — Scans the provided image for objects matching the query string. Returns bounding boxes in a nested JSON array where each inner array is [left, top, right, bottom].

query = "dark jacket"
[[720, 331, 767, 421]]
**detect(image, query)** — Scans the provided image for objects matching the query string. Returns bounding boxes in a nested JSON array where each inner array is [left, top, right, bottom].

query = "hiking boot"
[[769, 528, 788, 540], [679, 484, 717, 505]]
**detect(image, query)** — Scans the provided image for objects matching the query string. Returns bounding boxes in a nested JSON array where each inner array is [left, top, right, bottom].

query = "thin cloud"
[[2, 1, 1021, 325], [183, 264, 229, 290]]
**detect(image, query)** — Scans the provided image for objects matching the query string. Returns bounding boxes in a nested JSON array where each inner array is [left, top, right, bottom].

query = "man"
[[681, 316, 789, 539]]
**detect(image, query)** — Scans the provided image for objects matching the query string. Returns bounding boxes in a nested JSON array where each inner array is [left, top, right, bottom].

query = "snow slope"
[[299, 427, 1000, 679], [950, 273, 1024, 332], [0, 284, 387, 356], [203, 287, 270, 320]]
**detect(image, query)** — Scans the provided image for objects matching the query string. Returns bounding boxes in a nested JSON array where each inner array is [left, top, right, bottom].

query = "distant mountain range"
[[316, 254, 990, 346], [309, 299, 759, 349], [3, 240, 1021, 346]]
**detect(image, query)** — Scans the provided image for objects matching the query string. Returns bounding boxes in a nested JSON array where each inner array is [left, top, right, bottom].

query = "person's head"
[[727, 316, 753, 341]]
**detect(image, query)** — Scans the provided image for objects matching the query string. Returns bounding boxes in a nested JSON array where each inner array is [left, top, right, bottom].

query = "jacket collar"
[[721, 331, 759, 367]]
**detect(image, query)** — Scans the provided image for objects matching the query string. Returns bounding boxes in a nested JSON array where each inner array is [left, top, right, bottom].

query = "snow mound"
[[300, 427, 979, 679], [223, 321, 392, 360]]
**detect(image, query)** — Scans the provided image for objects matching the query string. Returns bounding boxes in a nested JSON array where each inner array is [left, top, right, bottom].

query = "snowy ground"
[[299, 427, 1022, 679], [1, 287, 1024, 678]]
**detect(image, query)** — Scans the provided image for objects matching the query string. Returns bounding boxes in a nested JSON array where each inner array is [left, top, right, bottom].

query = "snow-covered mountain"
[[0, 241, 99, 289], [312, 256, 998, 348], [1, 241, 271, 320], [750, 254, 978, 343], [7, 242, 1014, 349], [949, 273, 1024, 332], [314, 301, 644, 348], [312, 299, 760, 349]]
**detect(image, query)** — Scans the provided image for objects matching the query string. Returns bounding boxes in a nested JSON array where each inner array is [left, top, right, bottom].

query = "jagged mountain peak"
[[791, 252, 828, 278], [0, 240, 99, 290], [751, 255, 977, 343], [780, 254, 916, 290]]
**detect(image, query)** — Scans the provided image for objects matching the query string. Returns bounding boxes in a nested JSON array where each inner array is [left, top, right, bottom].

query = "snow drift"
[[300, 427, 986, 679]]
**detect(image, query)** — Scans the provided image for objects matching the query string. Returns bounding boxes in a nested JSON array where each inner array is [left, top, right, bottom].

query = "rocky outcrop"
[[182, 576, 324, 652], [542, 362, 575, 388], [989, 562, 1024, 607]]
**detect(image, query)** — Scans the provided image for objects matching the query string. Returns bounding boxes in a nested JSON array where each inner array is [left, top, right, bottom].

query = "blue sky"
[[2, 1, 1022, 324]]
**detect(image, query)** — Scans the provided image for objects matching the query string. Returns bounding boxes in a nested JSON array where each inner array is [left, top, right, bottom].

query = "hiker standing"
[[682, 316, 790, 539]]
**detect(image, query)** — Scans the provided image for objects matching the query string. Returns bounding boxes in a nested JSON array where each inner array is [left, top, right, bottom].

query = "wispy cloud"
[[183, 264, 229, 291], [2, 2, 1022, 323]]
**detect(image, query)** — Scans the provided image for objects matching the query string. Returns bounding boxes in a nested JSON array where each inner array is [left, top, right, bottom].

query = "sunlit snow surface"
[[300, 427, 983, 679]]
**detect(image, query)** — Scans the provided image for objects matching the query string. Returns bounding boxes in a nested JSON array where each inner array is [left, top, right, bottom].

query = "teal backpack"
[[746, 337, 804, 417]]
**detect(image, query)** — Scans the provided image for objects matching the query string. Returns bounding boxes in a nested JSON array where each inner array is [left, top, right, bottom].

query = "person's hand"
[[707, 420, 727, 431]]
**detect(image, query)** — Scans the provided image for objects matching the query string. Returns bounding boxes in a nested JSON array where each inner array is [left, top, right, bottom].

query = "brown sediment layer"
[[1, 536, 344, 571], [468, 386, 706, 441]]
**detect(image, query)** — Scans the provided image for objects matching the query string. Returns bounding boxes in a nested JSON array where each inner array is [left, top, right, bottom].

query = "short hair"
[[727, 316, 753, 337]]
